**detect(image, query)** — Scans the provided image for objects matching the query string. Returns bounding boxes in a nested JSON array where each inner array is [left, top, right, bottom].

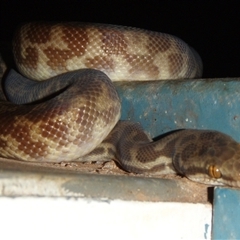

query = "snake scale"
[[0, 22, 240, 187]]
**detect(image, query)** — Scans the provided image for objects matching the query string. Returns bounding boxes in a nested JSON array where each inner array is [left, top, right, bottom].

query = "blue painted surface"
[[212, 187, 240, 239], [114, 78, 240, 141]]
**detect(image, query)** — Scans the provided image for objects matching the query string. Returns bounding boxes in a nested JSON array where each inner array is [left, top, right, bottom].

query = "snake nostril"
[[208, 165, 222, 179]]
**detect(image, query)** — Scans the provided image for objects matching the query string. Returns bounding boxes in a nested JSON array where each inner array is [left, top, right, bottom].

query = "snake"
[[0, 22, 240, 188]]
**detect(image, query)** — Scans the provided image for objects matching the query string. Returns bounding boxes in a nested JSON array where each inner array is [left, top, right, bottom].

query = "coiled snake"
[[0, 22, 240, 187]]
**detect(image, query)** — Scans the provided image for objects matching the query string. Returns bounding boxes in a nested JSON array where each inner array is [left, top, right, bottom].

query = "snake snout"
[[205, 143, 240, 187]]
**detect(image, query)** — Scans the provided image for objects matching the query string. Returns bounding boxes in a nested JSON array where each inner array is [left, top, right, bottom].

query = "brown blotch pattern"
[[136, 138, 178, 163], [181, 143, 198, 162], [17, 127, 45, 158], [44, 24, 89, 71], [13, 24, 51, 71], [136, 145, 162, 163], [23, 47, 39, 70], [0, 105, 51, 159], [11, 124, 48, 159], [179, 134, 197, 146], [168, 53, 184, 76], [146, 34, 172, 54], [116, 140, 134, 163], [13, 40, 39, 70], [26, 23, 52, 44], [40, 119, 69, 144], [125, 54, 160, 77], [199, 131, 229, 146], [198, 143, 214, 157], [85, 56, 115, 71], [43, 26, 89, 70], [199, 131, 217, 141], [13, 22, 202, 81], [99, 28, 128, 55], [43, 47, 73, 71], [62, 25, 89, 56], [132, 131, 151, 142]]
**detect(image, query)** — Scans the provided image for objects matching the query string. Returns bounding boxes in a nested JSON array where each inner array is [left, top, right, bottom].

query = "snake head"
[[173, 130, 240, 188]]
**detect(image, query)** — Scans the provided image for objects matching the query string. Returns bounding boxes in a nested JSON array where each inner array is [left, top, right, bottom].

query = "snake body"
[[0, 22, 240, 188]]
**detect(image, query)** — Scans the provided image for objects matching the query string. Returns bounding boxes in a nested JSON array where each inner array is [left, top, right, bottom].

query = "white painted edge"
[[0, 197, 211, 240]]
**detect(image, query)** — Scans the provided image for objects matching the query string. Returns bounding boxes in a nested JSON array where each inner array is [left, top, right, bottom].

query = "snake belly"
[[1, 22, 240, 188]]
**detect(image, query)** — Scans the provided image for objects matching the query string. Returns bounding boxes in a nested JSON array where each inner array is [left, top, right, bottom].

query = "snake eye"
[[208, 165, 222, 179]]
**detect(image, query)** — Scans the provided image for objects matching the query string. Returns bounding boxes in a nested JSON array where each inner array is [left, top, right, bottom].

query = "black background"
[[1, 0, 240, 78]]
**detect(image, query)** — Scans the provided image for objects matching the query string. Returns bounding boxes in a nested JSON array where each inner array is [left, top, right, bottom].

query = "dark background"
[[1, 0, 240, 78]]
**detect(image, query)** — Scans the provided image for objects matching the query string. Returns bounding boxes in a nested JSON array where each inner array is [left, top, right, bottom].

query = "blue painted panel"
[[114, 79, 240, 141], [212, 187, 240, 239]]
